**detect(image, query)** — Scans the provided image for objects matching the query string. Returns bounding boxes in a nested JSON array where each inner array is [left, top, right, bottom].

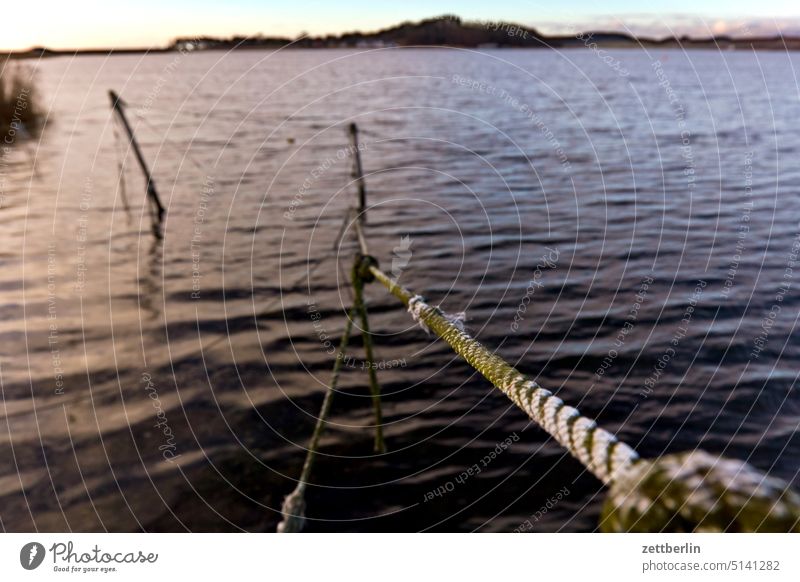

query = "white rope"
[[407, 290, 637, 486], [390, 285, 800, 531], [407, 295, 430, 333]]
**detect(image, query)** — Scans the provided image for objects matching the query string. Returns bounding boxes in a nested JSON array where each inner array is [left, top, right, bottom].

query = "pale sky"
[[5, 0, 800, 50]]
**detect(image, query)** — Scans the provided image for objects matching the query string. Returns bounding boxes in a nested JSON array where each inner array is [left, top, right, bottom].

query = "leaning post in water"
[[349, 122, 367, 223], [108, 90, 166, 226]]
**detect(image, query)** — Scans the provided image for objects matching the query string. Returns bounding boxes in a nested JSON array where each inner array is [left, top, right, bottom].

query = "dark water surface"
[[1, 48, 799, 531]]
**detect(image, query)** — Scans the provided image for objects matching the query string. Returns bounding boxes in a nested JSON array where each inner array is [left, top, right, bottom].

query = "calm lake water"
[[1, 47, 799, 532]]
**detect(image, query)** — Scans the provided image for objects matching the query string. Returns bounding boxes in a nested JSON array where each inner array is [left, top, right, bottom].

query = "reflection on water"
[[1, 48, 799, 531]]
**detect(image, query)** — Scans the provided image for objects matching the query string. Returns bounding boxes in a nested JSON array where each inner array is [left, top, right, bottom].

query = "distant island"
[[6, 15, 800, 58]]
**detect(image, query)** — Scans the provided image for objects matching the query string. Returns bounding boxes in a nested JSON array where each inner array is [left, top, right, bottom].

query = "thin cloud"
[[535, 14, 800, 39]]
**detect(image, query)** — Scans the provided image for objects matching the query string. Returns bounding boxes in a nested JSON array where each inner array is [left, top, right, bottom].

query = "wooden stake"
[[108, 90, 165, 224], [348, 122, 366, 223]]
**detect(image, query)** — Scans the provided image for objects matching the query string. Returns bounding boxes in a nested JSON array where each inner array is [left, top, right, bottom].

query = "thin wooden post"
[[348, 122, 366, 223], [108, 90, 165, 224], [277, 305, 359, 533], [351, 255, 385, 453]]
